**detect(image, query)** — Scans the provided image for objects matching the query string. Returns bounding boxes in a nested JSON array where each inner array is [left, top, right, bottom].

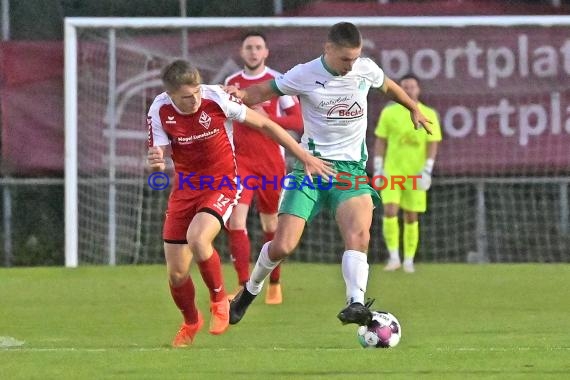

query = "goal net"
[[64, 17, 570, 266]]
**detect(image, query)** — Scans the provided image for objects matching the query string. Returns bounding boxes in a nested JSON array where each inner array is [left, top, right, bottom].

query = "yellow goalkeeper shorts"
[[380, 176, 427, 212]]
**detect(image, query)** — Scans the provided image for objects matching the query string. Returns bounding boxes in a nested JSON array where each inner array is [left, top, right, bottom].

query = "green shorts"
[[278, 160, 381, 222], [380, 175, 427, 212]]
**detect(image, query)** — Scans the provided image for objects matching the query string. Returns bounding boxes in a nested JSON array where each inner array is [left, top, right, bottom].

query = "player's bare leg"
[[187, 212, 229, 335], [335, 195, 374, 326], [230, 214, 305, 324]]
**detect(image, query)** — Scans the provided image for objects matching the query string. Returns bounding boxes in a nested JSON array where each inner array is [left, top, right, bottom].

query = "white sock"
[[388, 249, 400, 261], [341, 250, 369, 305], [246, 242, 281, 295], [403, 258, 414, 265]]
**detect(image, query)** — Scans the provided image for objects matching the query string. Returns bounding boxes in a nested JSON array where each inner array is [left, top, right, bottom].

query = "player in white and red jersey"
[[224, 31, 303, 305], [146, 60, 333, 347]]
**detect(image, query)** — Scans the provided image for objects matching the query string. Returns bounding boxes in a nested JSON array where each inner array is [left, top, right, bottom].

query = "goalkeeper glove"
[[373, 156, 389, 188], [418, 158, 435, 191], [373, 156, 384, 177]]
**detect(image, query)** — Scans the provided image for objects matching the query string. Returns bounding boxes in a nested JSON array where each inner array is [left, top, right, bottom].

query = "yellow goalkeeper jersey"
[[374, 102, 442, 176]]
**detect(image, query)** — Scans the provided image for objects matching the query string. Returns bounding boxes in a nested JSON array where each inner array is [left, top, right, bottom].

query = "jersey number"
[[213, 194, 231, 211]]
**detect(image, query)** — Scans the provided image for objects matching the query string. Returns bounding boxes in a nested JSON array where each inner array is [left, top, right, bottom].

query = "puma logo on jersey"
[[315, 80, 327, 88], [199, 111, 211, 129]]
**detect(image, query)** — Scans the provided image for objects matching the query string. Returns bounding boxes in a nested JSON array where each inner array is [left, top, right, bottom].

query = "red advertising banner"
[[1, 25, 569, 176], [354, 25, 570, 175], [1, 41, 64, 175], [249, 25, 570, 175]]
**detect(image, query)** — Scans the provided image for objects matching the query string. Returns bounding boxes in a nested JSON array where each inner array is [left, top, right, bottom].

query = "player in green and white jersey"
[[374, 74, 442, 273], [229, 22, 433, 327]]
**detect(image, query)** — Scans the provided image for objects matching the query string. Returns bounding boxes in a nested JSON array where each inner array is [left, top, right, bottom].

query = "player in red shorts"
[[224, 31, 303, 304], [147, 60, 332, 347]]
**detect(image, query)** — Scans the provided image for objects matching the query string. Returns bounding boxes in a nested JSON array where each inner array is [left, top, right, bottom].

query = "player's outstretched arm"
[[382, 78, 433, 135], [147, 146, 167, 172], [225, 80, 277, 107], [242, 107, 334, 178]]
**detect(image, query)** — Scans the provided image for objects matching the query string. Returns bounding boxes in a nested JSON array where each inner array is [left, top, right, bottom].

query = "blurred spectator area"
[[1, 1, 569, 41], [287, 0, 570, 17]]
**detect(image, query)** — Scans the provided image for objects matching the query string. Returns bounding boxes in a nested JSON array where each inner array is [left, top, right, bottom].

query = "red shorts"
[[238, 164, 284, 214], [162, 189, 240, 243]]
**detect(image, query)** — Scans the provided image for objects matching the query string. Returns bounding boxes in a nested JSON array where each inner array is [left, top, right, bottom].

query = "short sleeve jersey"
[[374, 102, 442, 175], [147, 85, 247, 196], [272, 56, 385, 162], [224, 67, 297, 170]]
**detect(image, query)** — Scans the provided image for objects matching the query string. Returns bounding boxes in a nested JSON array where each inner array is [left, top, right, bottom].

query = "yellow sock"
[[403, 221, 419, 260], [382, 216, 399, 260]]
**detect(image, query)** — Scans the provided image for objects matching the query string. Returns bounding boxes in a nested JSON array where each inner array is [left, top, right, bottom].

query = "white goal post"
[[65, 16, 570, 267]]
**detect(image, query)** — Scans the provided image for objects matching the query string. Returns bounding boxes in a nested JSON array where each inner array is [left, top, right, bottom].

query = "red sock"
[[169, 276, 199, 324], [270, 264, 281, 284], [228, 229, 250, 285], [265, 231, 281, 284], [264, 231, 275, 242], [197, 249, 226, 302]]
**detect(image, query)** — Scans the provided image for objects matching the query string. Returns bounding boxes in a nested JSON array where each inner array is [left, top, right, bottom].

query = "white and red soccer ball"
[[357, 311, 402, 348]]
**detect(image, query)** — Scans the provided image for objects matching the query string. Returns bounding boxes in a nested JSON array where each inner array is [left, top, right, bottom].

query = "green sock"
[[382, 216, 399, 260], [403, 221, 419, 260]]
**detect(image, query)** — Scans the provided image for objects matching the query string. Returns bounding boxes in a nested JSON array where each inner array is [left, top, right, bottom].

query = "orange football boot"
[[172, 312, 204, 348]]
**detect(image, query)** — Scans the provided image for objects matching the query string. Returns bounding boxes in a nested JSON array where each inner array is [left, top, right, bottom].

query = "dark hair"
[[161, 60, 201, 92], [241, 30, 267, 44], [327, 22, 362, 48], [399, 73, 420, 84]]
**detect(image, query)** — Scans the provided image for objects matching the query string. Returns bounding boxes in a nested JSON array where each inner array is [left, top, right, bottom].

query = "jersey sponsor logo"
[[165, 115, 176, 124], [326, 102, 364, 120], [175, 128, 220, 145], [318, 96, 352, 108], [199, 111, 211, 129]]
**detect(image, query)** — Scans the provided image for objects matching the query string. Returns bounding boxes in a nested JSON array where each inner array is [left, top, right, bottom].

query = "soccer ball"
[[357, 311, 402, 348]]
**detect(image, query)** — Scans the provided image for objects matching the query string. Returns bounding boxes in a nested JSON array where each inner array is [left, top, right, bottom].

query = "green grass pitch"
[[1, 263, 568, 379]]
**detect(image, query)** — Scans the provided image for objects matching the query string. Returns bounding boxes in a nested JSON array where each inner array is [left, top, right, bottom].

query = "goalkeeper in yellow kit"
[[373, 74, 442, 273]]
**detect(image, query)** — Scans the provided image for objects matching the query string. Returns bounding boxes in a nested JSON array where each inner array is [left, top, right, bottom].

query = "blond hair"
[[161, 60, 202, 92]]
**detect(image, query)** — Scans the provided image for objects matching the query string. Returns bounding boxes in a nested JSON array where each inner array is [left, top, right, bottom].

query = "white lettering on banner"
[[381, 49, 409, 79], [380, 35, 570, 88], [519, 34, 529, 77], [487, 46, 515, 88], [443, 92, 570, 146], [412, 49, 441, 79]]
